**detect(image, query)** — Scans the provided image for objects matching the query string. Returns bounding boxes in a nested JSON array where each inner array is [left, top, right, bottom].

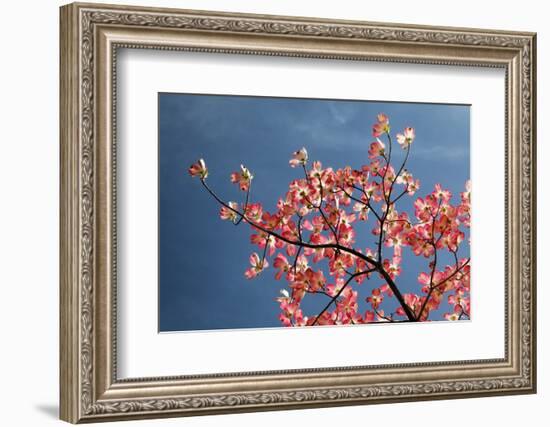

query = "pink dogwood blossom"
[[230, 164, 254, 192], [396, 127, 415, 148], [244, 252, 269, 279], [289, 147, 308, 168], [188, 158, 208, 179]]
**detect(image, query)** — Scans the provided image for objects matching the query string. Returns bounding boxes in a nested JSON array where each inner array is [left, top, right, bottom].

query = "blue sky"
[[158, 93, 470, 332]]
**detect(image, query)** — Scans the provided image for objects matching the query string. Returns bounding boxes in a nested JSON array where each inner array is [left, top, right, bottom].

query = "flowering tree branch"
[[188, 113, 471, 326]]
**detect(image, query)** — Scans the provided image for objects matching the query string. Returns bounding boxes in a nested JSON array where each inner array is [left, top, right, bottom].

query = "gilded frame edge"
[[59, 2, 537, 423]]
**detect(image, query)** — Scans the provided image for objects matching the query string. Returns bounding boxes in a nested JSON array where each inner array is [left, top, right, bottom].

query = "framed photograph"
[[60, 2, 537, 423]]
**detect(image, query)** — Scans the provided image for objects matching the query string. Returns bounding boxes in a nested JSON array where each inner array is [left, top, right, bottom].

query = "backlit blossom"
[[244, 203, 263, 222], [366, 288, 383, 309], [250, 232, 280, 256], [273, 253, 291, 280], [396, 127, 415, 149], [353, 201, 370, 221], [244, 252, 268, 279], [289, 147, 308, 167], [372, 113, 390, 137], [219, 201, 239, 223], [230, 164, 254, 191], [368, 139, 385, 159], [434, 184, 452, 203], [188, 158, 208, 179]]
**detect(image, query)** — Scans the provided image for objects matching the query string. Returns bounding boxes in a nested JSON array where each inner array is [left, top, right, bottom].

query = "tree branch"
[[235, 182, 251, 226], [199, 178, 417, 322], [416, 201, 443, 321]]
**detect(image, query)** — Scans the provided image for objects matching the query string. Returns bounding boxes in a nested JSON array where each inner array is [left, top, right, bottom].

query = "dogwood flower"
[[219, 201, 239, 223], [244, 253, 268, 279], [368, 139, 385, 159], [396, 127, 415, 148], [366, 288, 383, 309], [188, 158, 208, 179], [230, 164, 254, 191], [273, 253, 292, 280], [372, 113, 390, 137], [434, 184, 452, 203], [289, 147, 308, 167]]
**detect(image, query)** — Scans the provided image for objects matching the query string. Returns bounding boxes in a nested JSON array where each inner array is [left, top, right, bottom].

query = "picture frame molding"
[[60, 2, 536, 423]]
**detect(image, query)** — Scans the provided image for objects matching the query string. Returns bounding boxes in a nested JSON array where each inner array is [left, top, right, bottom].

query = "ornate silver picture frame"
[[60, 2, 536, 423]]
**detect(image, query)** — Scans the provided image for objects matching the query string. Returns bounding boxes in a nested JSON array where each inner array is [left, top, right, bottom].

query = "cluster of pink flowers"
[[189, 113, 471, 326]]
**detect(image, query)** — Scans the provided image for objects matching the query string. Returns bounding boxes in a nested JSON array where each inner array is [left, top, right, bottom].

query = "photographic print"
[[159, 94, 471, 332], [60, 5, 536, 420]]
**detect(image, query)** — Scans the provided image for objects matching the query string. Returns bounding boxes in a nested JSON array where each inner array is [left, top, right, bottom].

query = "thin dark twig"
[[311, 269, 375, 326], [235, 183, 251, 226], [387, 144, 411, 205], [373, 307, 394, 322], [391, 184, 410, 205], [305, 289, 332, 298], [259, 235, 270, 266], [302, 164, 311, 184], [292, 216, 304, 274]]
